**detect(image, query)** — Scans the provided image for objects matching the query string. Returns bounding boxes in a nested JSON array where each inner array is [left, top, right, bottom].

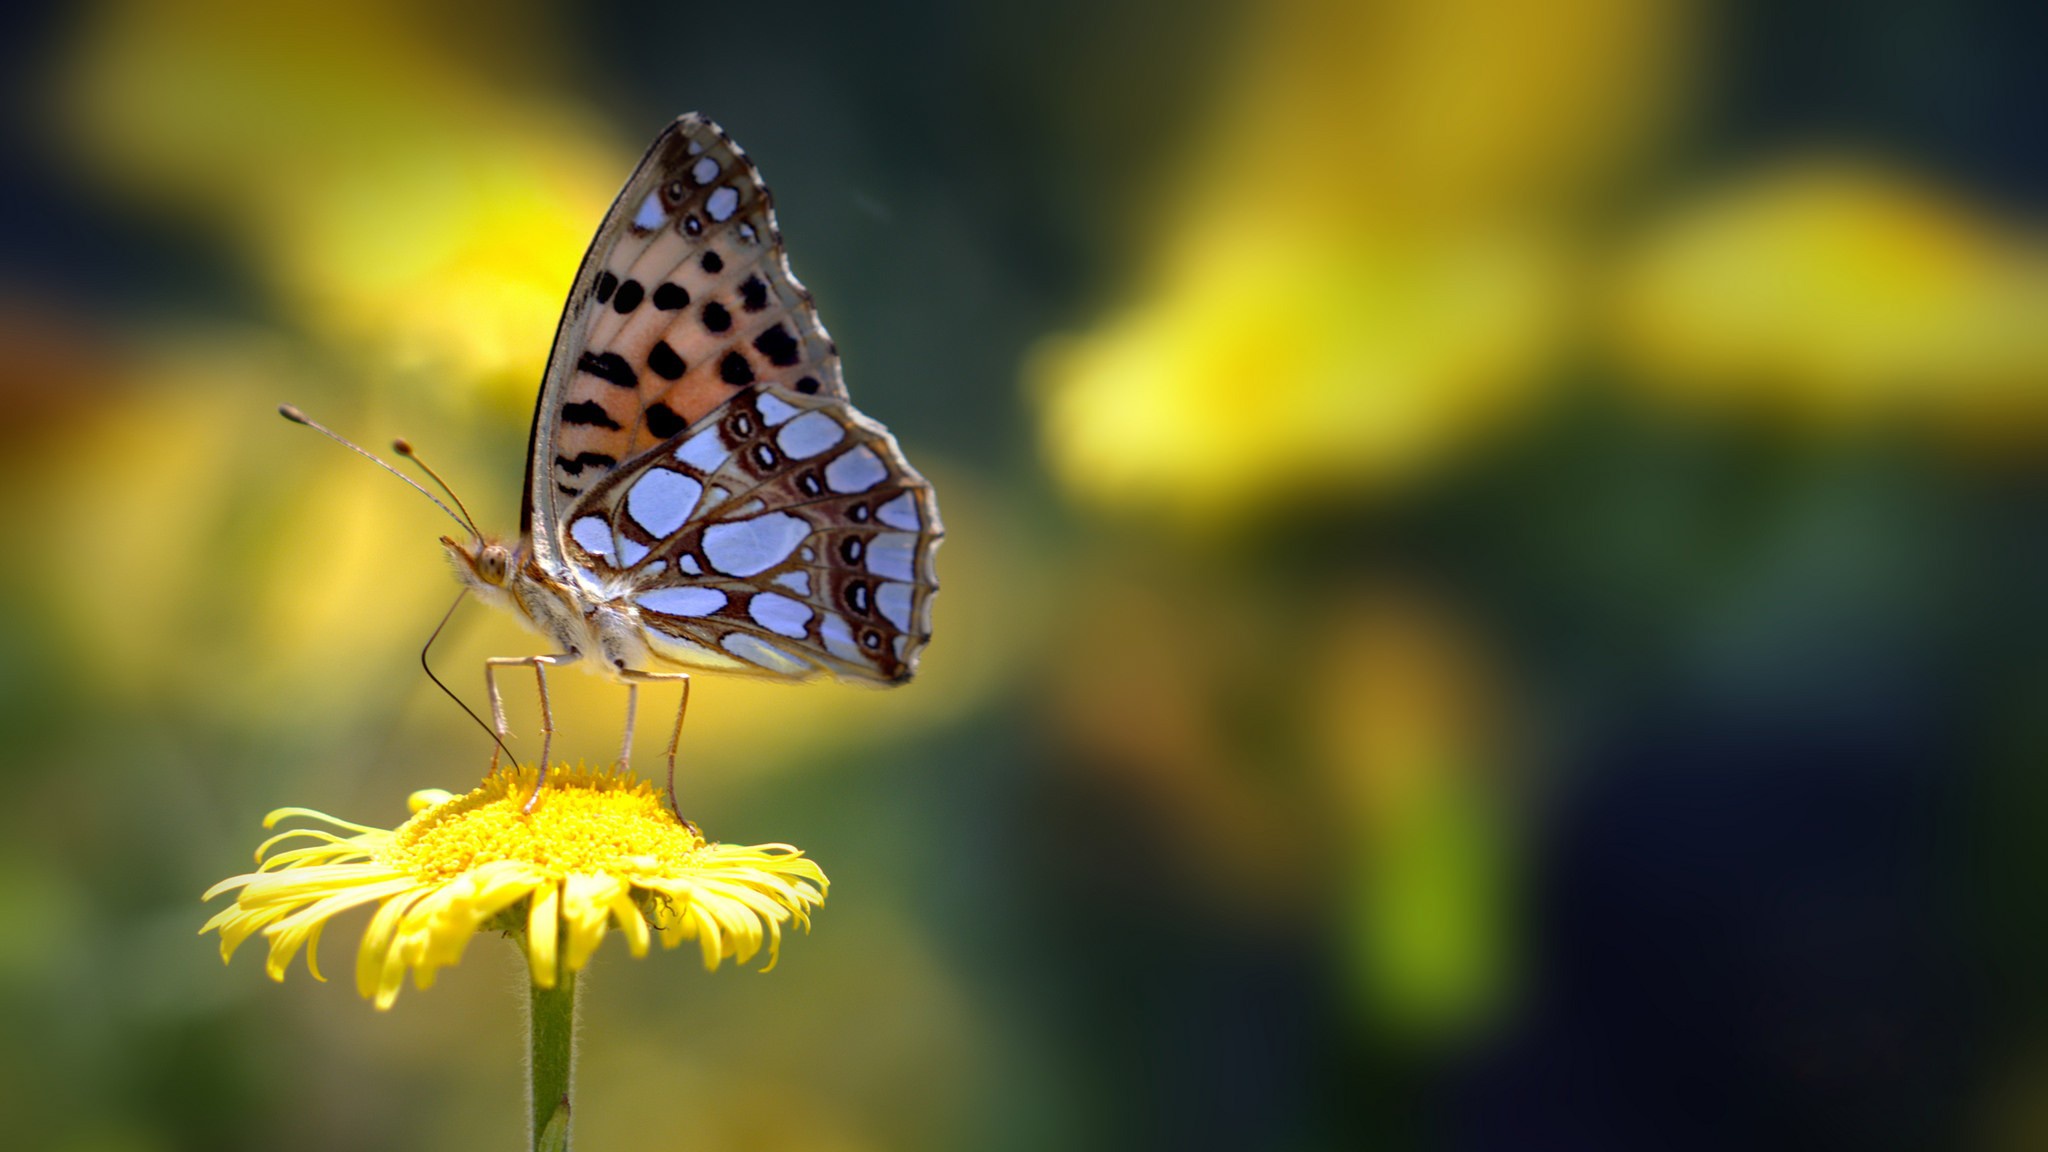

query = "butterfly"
[[299, 114, 941, 811]]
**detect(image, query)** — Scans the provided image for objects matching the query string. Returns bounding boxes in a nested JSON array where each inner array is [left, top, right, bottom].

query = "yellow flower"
[[59, 0, 621, 410], [1033, 227, 1568, 519], [1031, 0, 1687, 521], [1610, 158, 2048, 438], [202, 766, 827, 1009]]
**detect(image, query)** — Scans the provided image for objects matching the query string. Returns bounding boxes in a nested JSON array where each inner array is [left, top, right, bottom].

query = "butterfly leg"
[[618, 682, 638, 772], [619, 669, 693, 829], [484, 652, 579, 812]]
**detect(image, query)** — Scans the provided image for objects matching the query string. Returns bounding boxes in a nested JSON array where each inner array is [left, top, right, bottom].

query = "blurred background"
[[0, 0, 2042, 1148]]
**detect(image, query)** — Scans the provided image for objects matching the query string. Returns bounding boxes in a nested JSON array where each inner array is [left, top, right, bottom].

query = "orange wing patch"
[[543, 117, 845, 519]]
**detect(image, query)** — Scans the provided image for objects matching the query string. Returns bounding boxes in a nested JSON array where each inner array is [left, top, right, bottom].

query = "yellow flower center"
[[378, 766, 704, 882]]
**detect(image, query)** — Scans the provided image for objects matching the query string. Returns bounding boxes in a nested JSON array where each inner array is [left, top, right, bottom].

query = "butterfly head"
[[443, 534, 519, 595]]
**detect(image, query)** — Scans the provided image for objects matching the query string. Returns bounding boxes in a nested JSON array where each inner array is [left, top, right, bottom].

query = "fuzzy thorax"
[[440, 533, 660, 680]]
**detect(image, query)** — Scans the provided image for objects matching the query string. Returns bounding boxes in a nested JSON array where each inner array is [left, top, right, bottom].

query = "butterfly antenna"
[[392, 438, 484, 542], [277, 405, 472, 536], [421, 588, 517, 763]]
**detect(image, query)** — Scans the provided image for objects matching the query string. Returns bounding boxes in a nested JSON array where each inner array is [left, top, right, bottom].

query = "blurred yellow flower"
[[202, 766, 827, 1009], [1033, 0, 1689, 520], [1035, 228, 1567, 518], [58, 0, 619, 411], [1612, 158, 2048, 437]]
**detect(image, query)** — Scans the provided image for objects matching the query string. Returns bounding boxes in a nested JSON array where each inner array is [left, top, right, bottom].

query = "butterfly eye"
[[479, 547, 510, 584]]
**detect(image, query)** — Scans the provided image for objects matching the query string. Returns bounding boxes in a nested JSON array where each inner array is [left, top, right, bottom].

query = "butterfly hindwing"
[[559, 383, 942, 683], [526, 114, 848, 574]]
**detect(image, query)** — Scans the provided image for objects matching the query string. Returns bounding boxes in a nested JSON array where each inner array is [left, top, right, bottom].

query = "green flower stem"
[[526, 952, 578, 1152]]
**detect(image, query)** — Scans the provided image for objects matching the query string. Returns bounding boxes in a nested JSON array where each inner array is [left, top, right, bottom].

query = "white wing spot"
[[626, 468, 703, 539], [690, 156, 719, 185], [777, 411, 845, 460], [679, 555, 702, 575], [748, 592, 813, 638], [617, 536, 649, 567], [756, 393, 800, 427], [637, 587, 727, 617], [721, 632, 810, 675], [633, 191, 666, 230], [571, 517, 614, 560], [686, 139, 705, 156], [738, 222, 758, 243], [876, 581, 913, 631], [825, 445, 887, 493], [702, 512, 809, 577], [877, 492, 920, 530], [820, 613, 862, 661], [648, 630, 745, 671], [706, 186, 739, 221], [866, 532, 917, 581], [674, 427, 730, 473], [773, 570, 811, 596]]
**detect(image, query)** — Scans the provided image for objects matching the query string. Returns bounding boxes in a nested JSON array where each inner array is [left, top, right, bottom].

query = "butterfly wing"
[[523, 113, 847, 576], [559, 381, 940, 682], [526, 114, 940, 683]]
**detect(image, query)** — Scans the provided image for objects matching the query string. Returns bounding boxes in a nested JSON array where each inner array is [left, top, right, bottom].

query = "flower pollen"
[[382, 767, 702, 880]]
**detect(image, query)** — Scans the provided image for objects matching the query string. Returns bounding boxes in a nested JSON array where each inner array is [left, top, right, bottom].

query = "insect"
[[285, 114, 942, 813]]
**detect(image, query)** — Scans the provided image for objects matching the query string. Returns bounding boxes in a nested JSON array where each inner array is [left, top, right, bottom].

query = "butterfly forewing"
[[527, 114, 848, 573], [561, 383, 941, 682]]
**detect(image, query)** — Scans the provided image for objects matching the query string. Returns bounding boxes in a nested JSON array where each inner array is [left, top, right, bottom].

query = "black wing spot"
[[849, 504, 871, 523], [558, 482, 581, 497], [555, 451, 618, 476], [732, 412, 755, 437], [645, 402, 685, 440], [845, 580, 870, 615], [862, 629, 883, 650], [719, 351, 755, 386], [701, 301, 732, 333], [594, 271, 619, 304], [652, 282, 690, 310], [753, 324, 800, 367], [648, 340, 686, 381], [796, 375, 821, 394], [561, 400, 621, 429], [577, 351, 638, 389], [840, 536, 865, 564], [701, 251, 725, 274], [798, 471, 822, 496], [612, 279, 644, 314], [682, 214, 703, 236], [739, 275, 769, 312], [752, 443, 778, 469]]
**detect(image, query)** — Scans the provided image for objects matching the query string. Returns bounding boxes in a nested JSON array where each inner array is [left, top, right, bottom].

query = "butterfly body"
[[450, 113, 939, 713], [444, 539, 650, 681]]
